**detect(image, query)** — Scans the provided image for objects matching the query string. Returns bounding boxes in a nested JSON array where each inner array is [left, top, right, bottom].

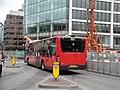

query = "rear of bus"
[[56, 36, 87, 70]]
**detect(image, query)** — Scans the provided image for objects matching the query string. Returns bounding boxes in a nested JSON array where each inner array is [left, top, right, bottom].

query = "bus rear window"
[[60, 38, 85, 53]]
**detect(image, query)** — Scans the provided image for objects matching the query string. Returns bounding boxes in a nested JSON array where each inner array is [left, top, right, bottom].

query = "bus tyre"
[[27, 58, 29, 65], [41, 61, 45, 70]]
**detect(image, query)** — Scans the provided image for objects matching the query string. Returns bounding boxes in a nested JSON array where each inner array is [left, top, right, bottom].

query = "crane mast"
[[86, 0, 103, 51]]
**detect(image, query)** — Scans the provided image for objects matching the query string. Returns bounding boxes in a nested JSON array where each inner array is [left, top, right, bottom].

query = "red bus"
[[25, 35, 87, 70]]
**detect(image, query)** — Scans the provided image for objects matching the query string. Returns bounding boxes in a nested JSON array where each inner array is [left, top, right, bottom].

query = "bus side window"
[[46, 49, 50, 57], [42, 49, 46, 56], [52, 47, 56, 56], [48, 46, 52, 57], [48, 46, 56, 57]]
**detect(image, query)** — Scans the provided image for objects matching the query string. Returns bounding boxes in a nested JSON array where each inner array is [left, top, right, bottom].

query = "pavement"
[[39, 76, 81, 90]]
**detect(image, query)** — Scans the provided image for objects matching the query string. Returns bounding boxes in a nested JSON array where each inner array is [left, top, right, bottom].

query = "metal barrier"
[[3, 51, 25, 59], [87, 50, 120, 76], [14, 51, 25, 58]]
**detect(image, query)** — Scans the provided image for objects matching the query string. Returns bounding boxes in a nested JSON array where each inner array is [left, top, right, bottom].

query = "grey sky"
[[0, 0, 24, 24]]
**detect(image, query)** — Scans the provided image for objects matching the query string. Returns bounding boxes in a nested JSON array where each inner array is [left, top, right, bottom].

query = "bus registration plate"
[[69, 65, 77, 68], [71, 38, 75, 41]]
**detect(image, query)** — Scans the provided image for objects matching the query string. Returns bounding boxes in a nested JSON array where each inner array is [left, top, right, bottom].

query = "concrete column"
[[50, 1, 53, 35], [110, 0, 114, 49], [37, 24, 39, 40], [37, 1, 39, 40], [68, 0, 72, 35]]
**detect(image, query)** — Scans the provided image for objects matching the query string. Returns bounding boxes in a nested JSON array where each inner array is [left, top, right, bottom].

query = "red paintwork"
[[56, 37, 86, 67], [27, 55, 36, 64], [26, 36, 87, 69]]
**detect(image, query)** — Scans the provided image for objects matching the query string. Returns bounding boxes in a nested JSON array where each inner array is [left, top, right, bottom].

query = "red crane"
[[86, 0, 103, 51], [24, 35, 32, 42]]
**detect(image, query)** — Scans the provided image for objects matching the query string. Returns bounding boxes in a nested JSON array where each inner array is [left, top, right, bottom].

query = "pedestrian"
[[0, 50, 4, 77]]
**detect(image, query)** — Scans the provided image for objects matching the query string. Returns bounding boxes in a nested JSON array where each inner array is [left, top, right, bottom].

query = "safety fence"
[[14, 51, 25, 59], [4, 51, 25, 59], [87, 50, 120, 76]]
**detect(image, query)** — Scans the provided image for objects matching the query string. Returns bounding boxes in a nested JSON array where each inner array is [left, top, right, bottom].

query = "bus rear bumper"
[[60, 64, 87, 70]]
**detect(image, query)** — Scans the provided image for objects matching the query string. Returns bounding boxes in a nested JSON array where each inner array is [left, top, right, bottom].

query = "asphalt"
[[1, 59, 51, 90], [39, 76, 81, 90], [3, 57, 120, 90], [1, 59, 81, 90]]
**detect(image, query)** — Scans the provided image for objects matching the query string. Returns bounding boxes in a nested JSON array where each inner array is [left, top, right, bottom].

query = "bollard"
[[53, 62, 59, 80], [12, 56, 16, 66]]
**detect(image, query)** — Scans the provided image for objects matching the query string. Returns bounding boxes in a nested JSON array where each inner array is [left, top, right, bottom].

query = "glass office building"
[[24, 0, 69, 37], [24, 0, 120, 49], [0, 22, 4, 47]]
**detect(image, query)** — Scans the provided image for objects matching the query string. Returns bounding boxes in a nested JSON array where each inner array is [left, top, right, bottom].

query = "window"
[[61, 0, 67, 7], [106, 2, 111, 11], [53, 21, 58, 31], [60, 38, 85, 52], [57, 20, 62, 31], [81, 23, 86, 31], [72, 0, 86, 8], [95, 12, 111, 22], [100, 36, 110, 46], [53, 0, 58, 9], [25, 0, 69, 35], [72, 10, 76, 19], [72, 0, 77, 7], [72, 21, 77, 31], [113, 25, 120, 33], [61, 8, 67, 19], [72, 21, 87, 31], [76, 22, 81, 31], [114, 14, 120, 23], [49, 46, 56, 57], [76, 10, 81, 19], [114, 3, 120, 12], [19, 38, 23, 40], [72, 10, 86, 20], [96, 24, 110, 33], [114, 37, 120, 46], [95, 1, 111, 11]]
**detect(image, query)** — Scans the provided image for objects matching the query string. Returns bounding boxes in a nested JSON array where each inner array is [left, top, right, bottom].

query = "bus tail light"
[[56, 56, 60, 62]]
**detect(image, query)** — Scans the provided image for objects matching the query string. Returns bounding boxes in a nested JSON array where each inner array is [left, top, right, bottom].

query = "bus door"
[[46, 46, 56, 66], [36, 51, 40, 67], [46, 49, 51, 66]]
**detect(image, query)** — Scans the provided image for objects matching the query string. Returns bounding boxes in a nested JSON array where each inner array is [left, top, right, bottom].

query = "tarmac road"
[[62, 70, 120, 90], [0, 59, 50, 90], [0, 58, 120, 90]]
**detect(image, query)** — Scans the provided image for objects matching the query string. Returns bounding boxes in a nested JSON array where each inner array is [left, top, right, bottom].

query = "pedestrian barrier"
[[87, 50, 120, 76], [14, 51, 25, 59], [6, 55, 20, 68], [4, 51, 25, 59]]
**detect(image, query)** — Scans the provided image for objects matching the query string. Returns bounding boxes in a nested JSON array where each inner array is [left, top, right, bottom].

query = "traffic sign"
[[53, 62, 59, 80]]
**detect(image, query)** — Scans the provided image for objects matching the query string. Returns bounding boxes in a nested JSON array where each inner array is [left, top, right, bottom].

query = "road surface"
[[0, 59, 120, 90]]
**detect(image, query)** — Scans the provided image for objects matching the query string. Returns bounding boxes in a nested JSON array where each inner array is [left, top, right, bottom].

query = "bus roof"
[[28, 35, 86, 44], [59, 35, 86, 39], [29, 40, 40, 44]]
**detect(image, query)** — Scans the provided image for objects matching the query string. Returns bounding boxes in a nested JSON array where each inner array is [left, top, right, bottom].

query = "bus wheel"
[[41, 61, 45, 70], [27, 58, 29, 65]]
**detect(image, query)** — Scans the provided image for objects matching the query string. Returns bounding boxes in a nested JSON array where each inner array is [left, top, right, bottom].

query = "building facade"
[[24, 0, 120, 49], [0, 22, 4, 49], [4, 9, 25, 50]]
